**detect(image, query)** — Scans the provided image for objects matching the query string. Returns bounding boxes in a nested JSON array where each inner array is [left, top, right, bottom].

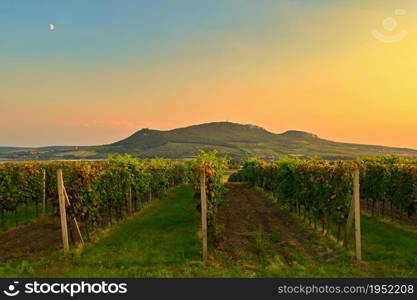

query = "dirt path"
[[0, 216, 62, 262], [217, 183, 333, 263]]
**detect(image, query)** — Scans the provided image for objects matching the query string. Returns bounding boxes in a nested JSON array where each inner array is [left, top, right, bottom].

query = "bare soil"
[[217, 183, 333, 262], [0, 216, 62, 262]]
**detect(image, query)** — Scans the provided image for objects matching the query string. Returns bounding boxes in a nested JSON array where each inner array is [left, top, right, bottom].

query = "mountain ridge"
[[1, 122, 417, 161]]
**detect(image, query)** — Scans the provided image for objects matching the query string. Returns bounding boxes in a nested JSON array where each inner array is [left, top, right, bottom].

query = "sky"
[[1, 0, 417, 148]]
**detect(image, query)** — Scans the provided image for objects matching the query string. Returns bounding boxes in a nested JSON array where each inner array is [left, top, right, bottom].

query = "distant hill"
[[1, 122, 417, 161]]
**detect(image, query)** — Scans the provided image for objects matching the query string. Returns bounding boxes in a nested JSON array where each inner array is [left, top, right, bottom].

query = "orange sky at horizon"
[[1, 1, 417, 149]]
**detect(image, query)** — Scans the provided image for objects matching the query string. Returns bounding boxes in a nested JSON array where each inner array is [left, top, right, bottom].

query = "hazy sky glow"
[[1, 0, 417, 148]]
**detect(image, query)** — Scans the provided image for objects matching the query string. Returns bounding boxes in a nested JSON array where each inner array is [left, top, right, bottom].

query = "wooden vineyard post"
[[63, 186, 85, 246], [57, 169, 70, 254], [42, 169, 46, 215], [127, 185, 133, 215], [353, 168, 362, 262], [200, 169, 208, 261], [343, 193, 355, 248]]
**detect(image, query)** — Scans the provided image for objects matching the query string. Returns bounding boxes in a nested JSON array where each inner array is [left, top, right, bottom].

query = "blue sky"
[[1, 1, 417, 148]]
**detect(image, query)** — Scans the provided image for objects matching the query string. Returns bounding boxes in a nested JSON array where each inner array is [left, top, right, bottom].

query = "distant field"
[[54, 150, 98, 157]]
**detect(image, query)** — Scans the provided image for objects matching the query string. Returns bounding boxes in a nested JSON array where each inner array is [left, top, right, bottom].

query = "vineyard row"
[[0, 155, 189, 237], [231, 157, 417, 248]]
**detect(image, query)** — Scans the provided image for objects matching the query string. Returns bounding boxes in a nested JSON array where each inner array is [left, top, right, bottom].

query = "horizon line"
[[1, 121, 417, 152]]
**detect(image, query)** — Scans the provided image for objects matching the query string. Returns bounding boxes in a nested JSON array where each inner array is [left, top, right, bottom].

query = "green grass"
[[0, 185, 244, 277], [0, 185, 416, 278], [260, 207, 417, 278], [361, 216, 417, 277], [44, 185, 252, 278], [48, 185, 202, 277], [0, 203, 47, 232]]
